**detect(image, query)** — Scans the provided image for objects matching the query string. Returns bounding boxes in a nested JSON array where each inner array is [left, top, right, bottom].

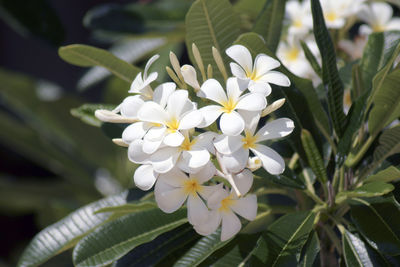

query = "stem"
[[338, 166, 345, 193], [345, 136, 374, 167], [255, 187, 291, 197], [305, 188, 325, 205], [288, 152, 299, 169], [321, 224, 342, 255], [315, 119, 337, 155]]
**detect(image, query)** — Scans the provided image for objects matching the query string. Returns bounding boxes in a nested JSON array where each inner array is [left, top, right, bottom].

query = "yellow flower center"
[[219, 195, 236, 212], [372, 24, 385, 32], [180, 137, 197, 151], [221, 98, 237, 113], [150, 122, 162, 127], [293, 19, 303, 28], [242, 131, 258, 149], [286, 47, 300, 62], [166, 118, 180, 133], [325, 11, 338, 22], [183, 179, 202, 196]]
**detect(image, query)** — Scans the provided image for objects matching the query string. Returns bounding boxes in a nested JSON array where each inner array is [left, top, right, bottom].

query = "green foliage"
[[336, 182, 394, 204], [71, 104, 116, 127]]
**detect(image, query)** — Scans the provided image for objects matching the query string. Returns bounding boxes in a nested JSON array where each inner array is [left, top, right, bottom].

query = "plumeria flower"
[[198, 77, 266, 136], [194, 187, 257, 241], [133, 164, 159, 190], [286, 0, 313, 37], [320, 0, 364, 29], [226, 45, 290, 95], [357, 2, 400, 35], [181, 64, 201, 92], [137, 89, 203, 153], [214, 111, 294, 175], [154, 164, 221, 225], [338, 35, 367, 60], [128, 54, 159, 98], [128, 132, 216, 174]]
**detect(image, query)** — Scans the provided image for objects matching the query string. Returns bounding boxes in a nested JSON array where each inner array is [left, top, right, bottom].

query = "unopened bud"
[[95, 109, 137, 123], [207, 64, 213, 79], [112, 138, 129, 147], [247, 156, 262, 171], [192, 43, 206, 82], [261, 98, 286, 117], [169, 51, 186, 88], [212, 46, 228, 81], [181, 64, 200, 92]]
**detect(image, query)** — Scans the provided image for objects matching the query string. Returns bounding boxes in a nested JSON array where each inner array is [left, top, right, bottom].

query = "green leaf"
[[255, 167, 306, 189], [70, 103, 116, 127], [373, 126, 400, 168], [301, 41, 322, 77], [342, 230, 389, 267], [17, 192, 128, 267], [252, 0, 287, 52], [299, 231, 320, 267], [365, 166, 400, 183], [73, 208, 187, 267], [250, 211, 316, 266], [301, 129, 328, 184], [173, 229, 229, 267], [58, 44, 141, 83], [368, 70, 400, 136], [185, 0, 240, 80], [336, 182, 394, 204], [0, 0, 64, 45], [350, 197, 400, 255], [94, 202, 157, 217], [311, 0, 346, 137]]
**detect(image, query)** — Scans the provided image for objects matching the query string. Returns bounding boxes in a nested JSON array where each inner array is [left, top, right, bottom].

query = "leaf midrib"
[[201, 0, 220, 52], [344, 232, 363, 266]]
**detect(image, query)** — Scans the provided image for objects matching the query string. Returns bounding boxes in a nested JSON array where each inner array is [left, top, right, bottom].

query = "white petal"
[[248, 81, 272, 96], [155, 179, 187, 213], [207, 188, 229, 210], [120, 95, 145, 118], [194, 210, 221, 236], [230, 62, 247, 79], [179, 110, 203, 130], [182, 148, 210, 169], [191, 161, 216, 183], [214, 134, 243, 155], [128, 139, 151, 164], [226, 45, 253, 74], [236, 93, 266, 111], [256, 118, 295, 142], [387, 18, 400, 31], [142, 138, 163, 154], [144, 54, 160, 79], [232, 169, 254, 196], [138, 101, 169, 124], [198, 183, 223, 200], [181, 64, 200, 90], [143, 72, 158, 88], [199, 79, 228, 105], [251, 144, 285, 175], [133, 164, 158, 191], [373, 2, 393, 26], [145, 126, 167, 141], [198, 105, 223, 128], [150, 147, 180, 173], [153, 82, 176, 108], [167, 90, 190, 119], [193, 132, 218, 154], [230, 194, 257, 221], [187, 194, 210, 225], [219, 148, 249, 173], [163, 131, 184, 147], [159, 167, 188, 187], [259, 71, 290, 87], [253, 54, 280, 77], [239, 110, 260, 136], [221, 210, 242, 241], [129, 73, 144, 93], [226, 77, 243, 104], [220, 111, 245, 136], [122, 122, 148, 144]]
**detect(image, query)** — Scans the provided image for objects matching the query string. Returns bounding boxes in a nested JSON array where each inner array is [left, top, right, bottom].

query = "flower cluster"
[[278, 0, 400, 87], [95, 44, 294, 241]]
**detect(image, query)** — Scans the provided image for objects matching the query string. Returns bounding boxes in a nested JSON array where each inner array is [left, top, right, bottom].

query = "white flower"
[[286, 0, 313, 37], [181, 64, 200, 92], [321, 0, 364, 29], [194, 188, 257, 241], [133, 164, 159, 190], [128, 132, 215, 174], [214, 112, 294, 175], [357, 2, 400, 35], [137, 89, 203, 153], [226, 45, 290, 95], [154, 165, 221, 225], [129, 54, 159, 98], [198, 77, 266, 136]]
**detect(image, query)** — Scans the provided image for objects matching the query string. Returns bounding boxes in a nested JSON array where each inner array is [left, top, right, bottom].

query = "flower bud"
[[181, 64, 200, 91], [247, 156, 262, 171]]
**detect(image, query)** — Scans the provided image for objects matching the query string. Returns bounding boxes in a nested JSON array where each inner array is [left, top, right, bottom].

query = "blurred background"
[[0, 0, 196, 265]]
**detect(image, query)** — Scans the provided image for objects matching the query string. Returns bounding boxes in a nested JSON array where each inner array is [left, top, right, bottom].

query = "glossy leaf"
[[301, 41, 322, 77], [301, 129, 328, 184], [350, 197, 400, 256], [365, 166, 400, 184], [73, 208, 187, 267], [174, 229, 229, 267], [58, 44, 141, 83], [368, 70, 400, 136], [373, 126, 400, 167], [185, 0, 240, 80], [250, 211, 316, 266], [70, 104, 116, 127], [17, 192, 128, 267], [255, 167, 306, 189], [336, 182, 394, 204], [252, 0, 287, 52], [311, 0, 346, 137], [299, 231, 320, 267], [94, 202, 157, 217]]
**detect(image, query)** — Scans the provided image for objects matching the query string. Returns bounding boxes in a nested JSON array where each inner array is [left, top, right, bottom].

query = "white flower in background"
[[194, 188, 257, 241], [198, 77, 266, 136], [226, 45, 290, 95], [137, 89, 203, 153], [154, 165, 221, 225], [128, 54, 159, 98], [320, 0, 364, 29], [338, 35, 367, 60], [286, 0, 313, 37], [358, 2, 400, 35], [214, 111, 294, 175]]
